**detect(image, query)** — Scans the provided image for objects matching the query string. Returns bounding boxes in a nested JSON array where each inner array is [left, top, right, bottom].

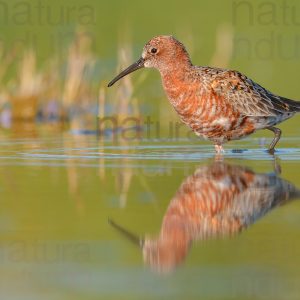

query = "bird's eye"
[[151, 48, 157, 54]]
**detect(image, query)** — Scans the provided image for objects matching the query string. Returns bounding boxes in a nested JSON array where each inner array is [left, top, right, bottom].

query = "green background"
[[0, 0, 300, 299]]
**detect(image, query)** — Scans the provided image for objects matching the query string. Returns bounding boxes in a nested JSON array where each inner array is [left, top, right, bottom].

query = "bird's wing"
[[210, 69, 300, 116]]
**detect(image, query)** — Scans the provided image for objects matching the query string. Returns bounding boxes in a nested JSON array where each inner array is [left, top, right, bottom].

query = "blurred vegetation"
[[0, 0, 299, 138]]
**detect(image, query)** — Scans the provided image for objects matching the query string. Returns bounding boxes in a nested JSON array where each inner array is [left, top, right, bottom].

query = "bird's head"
[[108, 35, 191, 87]]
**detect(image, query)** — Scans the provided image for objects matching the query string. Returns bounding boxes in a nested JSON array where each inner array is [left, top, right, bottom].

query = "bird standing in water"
[[108, 35, 300, 153]]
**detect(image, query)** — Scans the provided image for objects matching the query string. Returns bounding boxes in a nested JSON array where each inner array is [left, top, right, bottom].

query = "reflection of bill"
[[109, 162, 300, 273]]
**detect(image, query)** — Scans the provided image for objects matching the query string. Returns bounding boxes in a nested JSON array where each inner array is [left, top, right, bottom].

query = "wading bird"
[[108, 35, 300, 153]]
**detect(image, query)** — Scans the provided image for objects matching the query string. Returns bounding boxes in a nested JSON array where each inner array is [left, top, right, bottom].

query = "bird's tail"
[[291, 187, 300, 200], [280, 96, 300, 112]]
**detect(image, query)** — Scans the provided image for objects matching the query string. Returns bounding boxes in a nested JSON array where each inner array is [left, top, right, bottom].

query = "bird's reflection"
[[110, 161, 300, 273]]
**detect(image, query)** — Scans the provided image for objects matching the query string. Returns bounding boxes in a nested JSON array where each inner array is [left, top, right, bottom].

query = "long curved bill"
[[107, 57, 145, 87]]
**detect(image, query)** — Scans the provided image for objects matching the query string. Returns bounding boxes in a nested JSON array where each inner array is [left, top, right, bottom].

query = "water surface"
[[0, 131, 300, 300]]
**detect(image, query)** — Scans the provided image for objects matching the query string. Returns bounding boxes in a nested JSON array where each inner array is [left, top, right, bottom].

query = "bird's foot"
[[267, 147, 281, 174], [268, 148, 275, 155], [214, 144, 224, 154], [214, 145, 224, 161]]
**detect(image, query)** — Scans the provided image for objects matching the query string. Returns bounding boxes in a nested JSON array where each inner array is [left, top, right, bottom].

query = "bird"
[[108, 35, 300, 153], [109, 161, 300, 273]]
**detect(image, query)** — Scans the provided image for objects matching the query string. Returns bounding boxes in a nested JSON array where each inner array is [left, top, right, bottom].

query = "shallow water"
[[0, 131, 300, 300], [2, 0, 300, 298]]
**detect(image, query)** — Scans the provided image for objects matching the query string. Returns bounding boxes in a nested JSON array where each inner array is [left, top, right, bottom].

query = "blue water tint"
[[19, 144, 300, 162]]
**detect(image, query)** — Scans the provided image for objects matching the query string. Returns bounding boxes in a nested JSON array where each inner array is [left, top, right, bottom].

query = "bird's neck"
[[159, 64, 197, 109], [160, 67, 188, 96]]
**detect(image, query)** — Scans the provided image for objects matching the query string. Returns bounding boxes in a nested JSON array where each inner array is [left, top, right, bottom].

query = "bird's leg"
[[267, 127, 282, 154], [214, 145, 225, 161], [214, 144, 224, 154]]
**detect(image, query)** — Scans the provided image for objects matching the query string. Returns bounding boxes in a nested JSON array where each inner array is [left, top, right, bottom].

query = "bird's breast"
[[162, 75, 206, 119], [163, 80, 226, 129], [161, 73, 253, 142]]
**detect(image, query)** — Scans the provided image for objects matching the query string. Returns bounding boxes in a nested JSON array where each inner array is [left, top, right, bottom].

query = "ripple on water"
[[19, 141, 300, 162]]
